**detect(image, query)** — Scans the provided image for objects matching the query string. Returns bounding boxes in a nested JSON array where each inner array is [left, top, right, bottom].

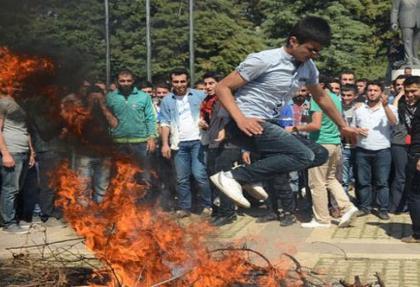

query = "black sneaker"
[[211, 214, 237, 226], [377, 211, 390, 220], [256, 212, 278, 223], [3, 224, 29, 234], [279, 212, 296, 227], [356, 209, 370, 217]]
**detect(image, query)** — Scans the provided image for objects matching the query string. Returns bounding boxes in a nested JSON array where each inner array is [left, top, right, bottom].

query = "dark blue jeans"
[[406, 152, 420, 238], [226, 121, 328, 183], [0, 153, 29, 226], [390, 144, 408, 212], [355, 147, 391, 212], [173, 140, 212, 210], [342, 147, 355, 194], [116, 143, 151, 185]]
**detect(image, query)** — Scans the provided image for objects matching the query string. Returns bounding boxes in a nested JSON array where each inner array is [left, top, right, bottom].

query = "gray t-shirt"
[[235, 47, 319, 120], [0, 96, 29, 153]]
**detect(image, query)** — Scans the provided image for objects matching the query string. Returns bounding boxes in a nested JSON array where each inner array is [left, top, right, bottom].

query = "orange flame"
[[54, 161, 296, 286], [0, 47, 53, 96]]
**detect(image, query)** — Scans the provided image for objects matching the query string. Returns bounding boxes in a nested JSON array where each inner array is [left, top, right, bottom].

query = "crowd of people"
[[0, 17, 419, 245]]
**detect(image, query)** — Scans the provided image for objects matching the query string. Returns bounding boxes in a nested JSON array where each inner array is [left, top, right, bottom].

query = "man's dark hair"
[[393, 74, 408, 86], [287, 16, 331, 47], [202, 71, 223, 82], [86, 85, 104, 95], [138, 80, 154, 89], [155, 81, 170, 90], [330, 78, 341, 85], [403, 75, 420, 87], [340, 70, 355, 79], [341, 84, 357, 94], [356, 78, 368, 84], [367, 80, 384, 91], [118, 69, 135, 79], [170, 68, 189, 80]]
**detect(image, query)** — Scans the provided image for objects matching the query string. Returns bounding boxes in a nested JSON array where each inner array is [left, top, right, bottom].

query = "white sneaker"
[[242, 183, 269, 200], [301, 219, 331, 228], [338, 205, 358, 228], [210, 171, 250, 208]]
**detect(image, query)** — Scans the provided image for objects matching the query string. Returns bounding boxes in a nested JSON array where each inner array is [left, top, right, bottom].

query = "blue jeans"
[[226, 121, 328, 183], [355, 147, 391, 212], [116, 143, 151, 185], [75, 155, 111, 203], [0, 153, 29, 226], [341, 147, 355, 194], [390, 144, 408, 212], [173, 140, 212, 210]]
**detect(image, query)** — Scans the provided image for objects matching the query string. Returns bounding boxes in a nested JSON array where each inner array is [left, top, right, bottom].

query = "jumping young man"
[[210, 16, 356, 209]]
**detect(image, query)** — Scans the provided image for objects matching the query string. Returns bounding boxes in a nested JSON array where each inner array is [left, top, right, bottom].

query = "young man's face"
[[394, 78, 405, 93], [117, 74, 134, 95], [156, 87, 169, 98], [171, 74, 188, 96], [341, 90, 356, 106], [289, 38, 322, 62], [404, 83, 420, 104], [356, 81, 366, 95], [367, 84, 382, 103], [330, 82, 341, 95], [142, 87, 154, 96], [340, 73, 355, 85], [204, 77, 217, 96]]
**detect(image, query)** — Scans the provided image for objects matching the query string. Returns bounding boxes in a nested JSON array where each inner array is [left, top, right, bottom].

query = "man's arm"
[[381, 94, 398, 126], [98, 94, 118, 128], [0, 117, 14, 167], [143, 95, 157, 152], [160, 126, 171, 159], [287, 112, 322, 133], [216, 71, 263, 136]]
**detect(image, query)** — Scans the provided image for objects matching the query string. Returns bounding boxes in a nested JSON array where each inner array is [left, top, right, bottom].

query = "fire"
[[54, 160, 296, 286], [0, 47, 53, 96]]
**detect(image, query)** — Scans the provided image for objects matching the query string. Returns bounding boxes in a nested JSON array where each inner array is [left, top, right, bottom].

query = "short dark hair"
[[341, 84, 357, 94], [138, 80, 154, 89], [403, 76, 420, 87], [155, 81, 170, 90], [86, 85, 104, 95], [118, 69, 135, 79], [340, 70, 355, 79], [367, 80, 384, 91], [170, 68, 189, 81], [356, 78, 368, 84], [202, 71, 223, 82], [393, 74, 408, 85], [287, 16, 331, 47]]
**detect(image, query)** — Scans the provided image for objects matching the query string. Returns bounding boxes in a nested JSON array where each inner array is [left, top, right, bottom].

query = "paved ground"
[[1, 209, 420, 286]]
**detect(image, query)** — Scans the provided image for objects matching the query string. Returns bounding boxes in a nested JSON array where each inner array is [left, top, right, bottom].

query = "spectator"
[[0, 89, 35, 233], [329, 78, 341, 95], [405, 67, 413, 76], [353, 81, 398, 220], [355, 78, 368, 103], [138, 80, 154, 97], [400, 76, 420, 243], [340, 84, 358, 195], [194, 80, 205, 91], [159, 68, 212, 218], [106, 70, 157, 185], [340, 71, 356, 85], [73, 86, 117, 205], [291, 87, 358, 228]]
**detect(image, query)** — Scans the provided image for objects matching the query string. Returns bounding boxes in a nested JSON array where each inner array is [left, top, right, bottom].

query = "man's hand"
[[147, 138, 156, 153], [417, 159, 420, 172], [380, 93, 389, 107], [340, 126, 359, 142], [2, 153, 15, 168], [355, 127, 369, 137], [198, 119, 209, 130], [242, 151, 251, 165], [29, 152, 36, 168], [214, 129, 226, 142], [161, 144, 171, 159], [237, 117, 264, 137]]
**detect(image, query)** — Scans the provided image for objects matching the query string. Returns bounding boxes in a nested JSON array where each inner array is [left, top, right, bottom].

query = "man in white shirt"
[[353, 81, 398, 220]]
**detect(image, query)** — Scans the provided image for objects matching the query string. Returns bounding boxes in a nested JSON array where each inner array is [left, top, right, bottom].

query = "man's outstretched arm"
[[216, 71, 263, 136]]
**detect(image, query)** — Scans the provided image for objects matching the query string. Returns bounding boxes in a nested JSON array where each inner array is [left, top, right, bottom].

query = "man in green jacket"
[[106, 70, 157, 185]]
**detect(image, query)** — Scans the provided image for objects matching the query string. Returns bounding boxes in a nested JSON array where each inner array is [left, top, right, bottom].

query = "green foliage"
[[0, 0, 396, 82]]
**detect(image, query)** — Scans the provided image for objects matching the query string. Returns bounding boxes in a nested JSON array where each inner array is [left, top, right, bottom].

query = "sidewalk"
[[1, 211, 420, 286]]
